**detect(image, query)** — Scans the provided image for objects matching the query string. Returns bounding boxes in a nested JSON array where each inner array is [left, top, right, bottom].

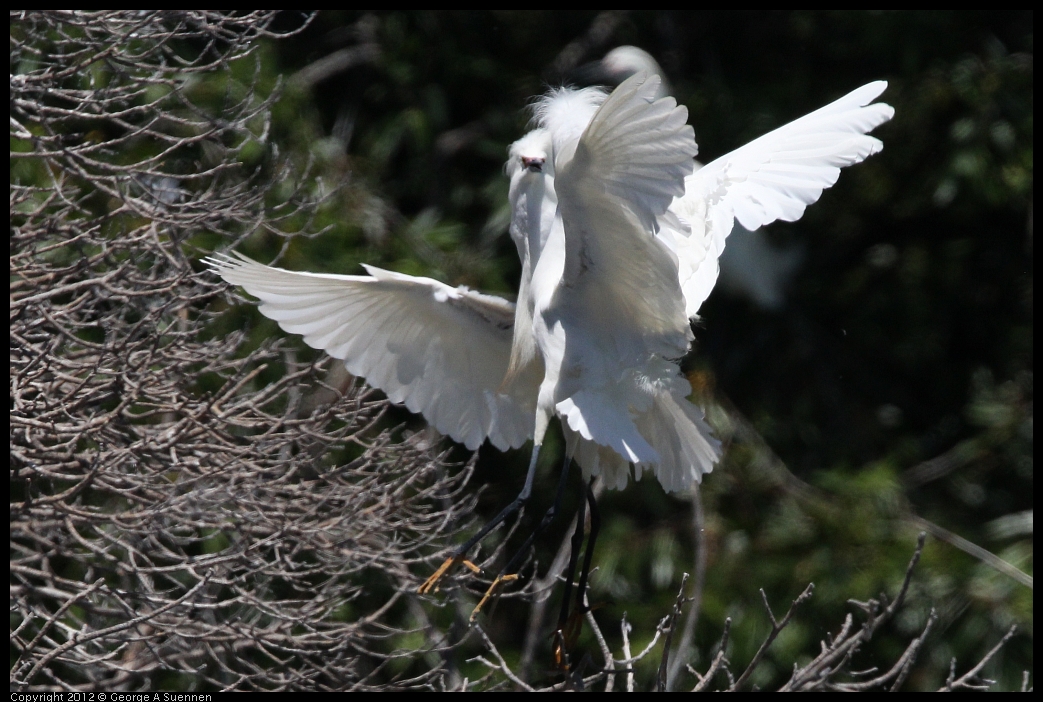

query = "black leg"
[[573, 478, 600, 616], [419, 442, 545, 594], [554, 476, 600, 670], [468, 453, 573, 622], [557, 477, 587, 632], [553, 474, 588, 671], [456, 442, 546, 558], [498, 452, 573, 577]]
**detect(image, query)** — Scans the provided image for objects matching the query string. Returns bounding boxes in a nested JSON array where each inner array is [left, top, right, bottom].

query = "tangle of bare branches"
[[11, 11, 475, 691], [466, 534, 1022, 691]]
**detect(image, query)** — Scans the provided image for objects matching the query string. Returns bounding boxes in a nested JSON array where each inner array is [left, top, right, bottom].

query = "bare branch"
[[655, 572, 690, 691], [621, 613, 635, 693], [908, 516, 1033, 589], [471, 624, 535, 692], [691, 616, 731, 692], [732, 583, 815, 690], [582, 591, 614, 691], [667, 484, 707, 690], [940, 624, 1019, 692]]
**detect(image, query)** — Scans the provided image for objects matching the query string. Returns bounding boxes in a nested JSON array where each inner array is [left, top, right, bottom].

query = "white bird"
[[502, 75, 716, 495], [591, 45, 673, 99], [206, 73, 893, 587]]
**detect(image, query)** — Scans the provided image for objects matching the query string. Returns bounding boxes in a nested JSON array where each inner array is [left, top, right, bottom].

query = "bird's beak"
[[572, 57, 612, 84], [522, 156, 545, 173]]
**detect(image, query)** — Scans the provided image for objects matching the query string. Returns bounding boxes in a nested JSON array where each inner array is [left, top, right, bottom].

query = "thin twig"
[[621, 613, 635, 693], [655, 572, 690, 692], [940, 624, 1018, 691], [471, 624, 535, 692], [667, 483, 706, 689], [692, 616, 731, 692], [732, 583, 815, 690], [583, 592, 615, 691]]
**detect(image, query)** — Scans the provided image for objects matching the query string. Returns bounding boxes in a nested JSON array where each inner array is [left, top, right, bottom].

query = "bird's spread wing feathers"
[[550, 73, 698, 361], [564, 72, 698, 234], [672, 81, 894, 316], [205, 252, 539, 451]]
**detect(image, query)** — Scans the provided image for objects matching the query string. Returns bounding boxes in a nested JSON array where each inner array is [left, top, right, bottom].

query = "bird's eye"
[[522, 156, 545, 172]]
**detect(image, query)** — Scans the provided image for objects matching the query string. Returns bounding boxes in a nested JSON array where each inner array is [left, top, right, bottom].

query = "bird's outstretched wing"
[[671, 81, 895, 317], [205, 252, 539, 451], [552, 72, 698, 361], [564, 72, 698, 234]]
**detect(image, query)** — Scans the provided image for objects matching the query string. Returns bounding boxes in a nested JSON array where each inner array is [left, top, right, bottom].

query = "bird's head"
[[507, 128, 554, 181], [600, 46, 663, 83]]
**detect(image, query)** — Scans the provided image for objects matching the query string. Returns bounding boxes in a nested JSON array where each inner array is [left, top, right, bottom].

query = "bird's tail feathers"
[[634, 389, 720, 492], [564, 367, 720, 492]]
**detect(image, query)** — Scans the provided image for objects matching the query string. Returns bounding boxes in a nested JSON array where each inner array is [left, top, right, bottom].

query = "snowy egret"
[[580, 45, 674, 99], [206, 72, 893, 601]]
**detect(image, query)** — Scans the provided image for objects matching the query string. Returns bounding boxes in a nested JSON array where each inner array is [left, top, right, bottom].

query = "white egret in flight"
[[206, 72, 893, 599]]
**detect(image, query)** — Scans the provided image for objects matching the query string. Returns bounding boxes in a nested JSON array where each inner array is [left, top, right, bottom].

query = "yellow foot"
[[553, 611, 584, 671], [418, 556, 481, 594], [552, 629, 569, 671], [469, 573, 519, 624]]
